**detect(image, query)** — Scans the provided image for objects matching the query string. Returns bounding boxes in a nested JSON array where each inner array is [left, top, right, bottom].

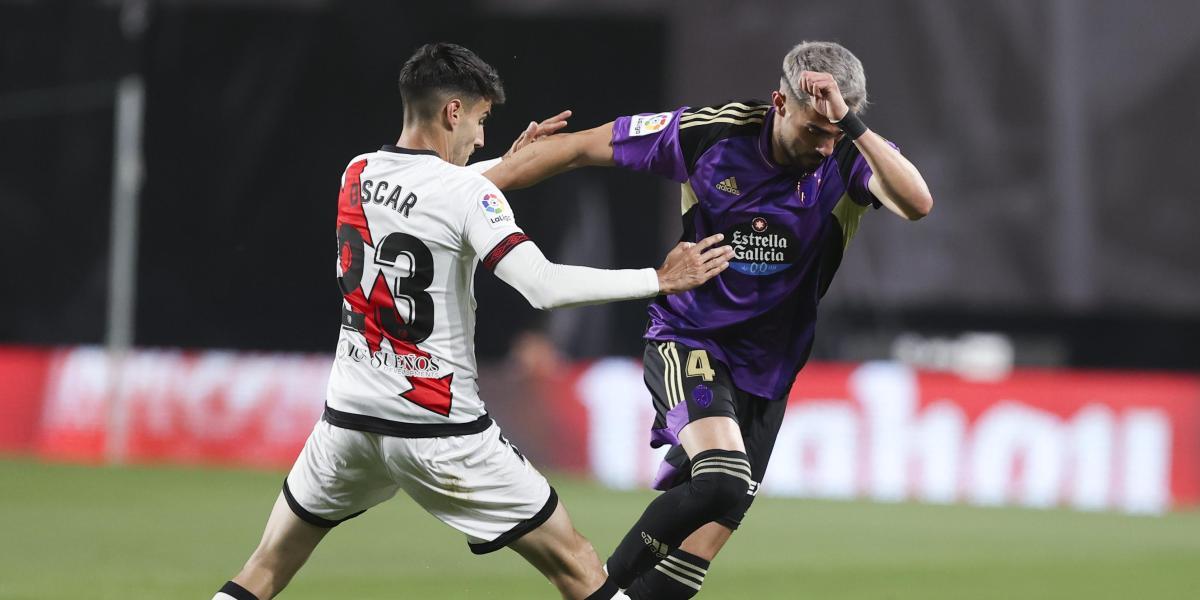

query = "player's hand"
[[504, 110, 573, 159], [655, 233, 734, 295], [799, 70, 850, 122]]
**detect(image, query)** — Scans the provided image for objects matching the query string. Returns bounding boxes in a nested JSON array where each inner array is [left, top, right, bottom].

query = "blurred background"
[[4, 0, 1200, 365], [2, 1, 1200, 598]]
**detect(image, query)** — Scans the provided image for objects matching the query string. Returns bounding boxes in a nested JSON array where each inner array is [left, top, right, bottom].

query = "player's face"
[[450, 99, 492, 166], [772, 90, 843, 173]]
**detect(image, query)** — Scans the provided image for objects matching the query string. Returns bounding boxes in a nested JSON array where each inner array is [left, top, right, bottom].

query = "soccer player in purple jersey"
[[485, 41, 933, 599]]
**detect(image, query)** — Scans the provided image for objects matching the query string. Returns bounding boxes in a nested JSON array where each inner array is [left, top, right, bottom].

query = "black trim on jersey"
[[323, 403, 493, 438], [677, 101, 769, 173], [814, 219, 846, 300], [832, 137, 881, 208], [379, 144, 439, 156], [282, 478, 367, 528], [650, 204, 703, 319], [468, 487, 560, 555], [482, 232, 532, 271], [832, 137, 859, 187]]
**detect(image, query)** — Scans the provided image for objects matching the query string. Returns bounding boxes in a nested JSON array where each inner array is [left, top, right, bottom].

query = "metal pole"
[[1050, 0, 1094, 308], [104, 76, 144, 465]]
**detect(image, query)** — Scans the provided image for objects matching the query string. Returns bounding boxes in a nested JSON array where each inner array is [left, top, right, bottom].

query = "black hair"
[[398, 42, 505, 122]]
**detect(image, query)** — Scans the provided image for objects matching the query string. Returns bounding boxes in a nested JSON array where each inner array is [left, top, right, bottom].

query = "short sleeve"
[[465, 157, 502, 174], [610, 107, 690, 183], [833, 137, 900, 209], [846, 154, 879, 208], [462, 179, 530, 271]]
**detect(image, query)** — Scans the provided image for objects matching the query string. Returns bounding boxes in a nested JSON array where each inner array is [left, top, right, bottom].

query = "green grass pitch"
[[1, 457, 1198, 599]]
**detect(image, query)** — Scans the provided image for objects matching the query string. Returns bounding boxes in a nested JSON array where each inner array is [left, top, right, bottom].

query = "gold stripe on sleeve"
[[679, 115, 764, 130]]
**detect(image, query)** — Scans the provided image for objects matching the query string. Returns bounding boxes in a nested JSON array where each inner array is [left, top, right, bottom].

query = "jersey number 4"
[[686, 350, 716, 381]]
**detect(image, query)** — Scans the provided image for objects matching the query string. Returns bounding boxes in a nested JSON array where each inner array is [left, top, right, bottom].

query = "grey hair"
[[781, 41, 869, 113]]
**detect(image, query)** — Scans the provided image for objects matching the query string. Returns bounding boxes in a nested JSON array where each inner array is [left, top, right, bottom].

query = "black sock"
[[626, 548, 710, 599], [606, 449, 749, 587], [583, 578, 621, 600], [217, 580, 259, 600]]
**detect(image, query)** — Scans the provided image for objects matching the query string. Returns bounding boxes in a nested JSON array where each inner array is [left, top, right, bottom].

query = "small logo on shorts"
[[692, 384, 713, 408]]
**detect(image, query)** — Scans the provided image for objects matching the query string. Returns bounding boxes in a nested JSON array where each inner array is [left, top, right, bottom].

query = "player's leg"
[[215, 492, 329, 600], [508, 498, 625, 599], [625, 393, 788, 598], [387, 424, 618, 599], [612, 417, 745, 599], [678, 521, 733, 560], [605, 342, 752, 592], [215, 419, 399, 600]]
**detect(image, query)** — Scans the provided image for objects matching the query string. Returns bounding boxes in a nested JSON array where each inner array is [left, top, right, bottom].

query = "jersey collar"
[[380, 144, 439, 156]]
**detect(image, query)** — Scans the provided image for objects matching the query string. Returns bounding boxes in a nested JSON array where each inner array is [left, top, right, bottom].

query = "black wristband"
[[835, 111, 868, 140]]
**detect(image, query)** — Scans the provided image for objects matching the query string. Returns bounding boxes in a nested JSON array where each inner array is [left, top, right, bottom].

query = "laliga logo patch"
[[481, 193, 505, 214], [482, 192, 514, 229], [725, 215, 796, 276], [629, 112, 673, 137]]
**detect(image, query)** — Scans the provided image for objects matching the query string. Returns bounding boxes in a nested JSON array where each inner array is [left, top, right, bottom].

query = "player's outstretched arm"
[[465, 110, 573, 175], [504, 110, 572, 159], [483, 122, 616, 191], [493, 233, 731, 310], [654, 233, 734, 294]]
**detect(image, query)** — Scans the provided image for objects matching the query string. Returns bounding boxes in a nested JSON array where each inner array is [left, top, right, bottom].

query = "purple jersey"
[[612, 102, 882, 400]]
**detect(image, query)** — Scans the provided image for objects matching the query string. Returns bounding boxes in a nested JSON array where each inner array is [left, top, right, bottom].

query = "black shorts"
[[642, 340, 787, 530]]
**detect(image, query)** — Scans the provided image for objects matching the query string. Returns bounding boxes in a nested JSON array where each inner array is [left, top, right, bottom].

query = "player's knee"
[[574, 532, 600, 563], [690, 471, 747, 516], [688, 449, 751, 517], [544, 550, 605, 597]]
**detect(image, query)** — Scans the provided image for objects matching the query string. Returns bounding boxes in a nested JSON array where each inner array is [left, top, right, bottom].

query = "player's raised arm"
[[492, 233, 732, 310], [798, 70, 933, 220], [483, 122, 616, 191]]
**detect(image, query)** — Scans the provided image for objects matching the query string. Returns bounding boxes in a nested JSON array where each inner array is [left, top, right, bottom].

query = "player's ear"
[[444, 98, 464, 128], [771, 90, 787, 116]]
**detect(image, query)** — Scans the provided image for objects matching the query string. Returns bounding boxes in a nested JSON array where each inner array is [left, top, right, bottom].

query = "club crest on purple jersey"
[[692, 384, 714, 408]]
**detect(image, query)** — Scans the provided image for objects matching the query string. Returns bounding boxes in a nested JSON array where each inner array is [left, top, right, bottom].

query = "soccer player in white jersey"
[[212, 43, 733, 600]]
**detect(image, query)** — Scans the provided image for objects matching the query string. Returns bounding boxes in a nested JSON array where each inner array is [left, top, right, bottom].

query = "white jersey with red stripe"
[[326, 145, 528, 430]]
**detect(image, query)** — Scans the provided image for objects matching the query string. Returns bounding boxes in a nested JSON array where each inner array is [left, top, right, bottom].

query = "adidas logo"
[[715, 176, 741, 195], [641, 531, 670, 558]]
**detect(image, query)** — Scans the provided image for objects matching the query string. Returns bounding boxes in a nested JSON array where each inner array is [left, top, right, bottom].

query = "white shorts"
[[283, 418, 557, 554]]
